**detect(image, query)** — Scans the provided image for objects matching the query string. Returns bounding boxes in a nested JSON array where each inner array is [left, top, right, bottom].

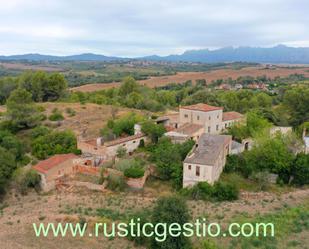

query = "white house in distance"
[[183, 134, 232, 187]]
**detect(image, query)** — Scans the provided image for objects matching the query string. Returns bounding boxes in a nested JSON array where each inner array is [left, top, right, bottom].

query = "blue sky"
[[0, 0, 308, 56]]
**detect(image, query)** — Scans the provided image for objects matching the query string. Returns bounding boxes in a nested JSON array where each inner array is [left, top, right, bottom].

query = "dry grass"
[[39, 102, 145, 139], [70, 66, 309, 92], [0, 184, 308, 249]]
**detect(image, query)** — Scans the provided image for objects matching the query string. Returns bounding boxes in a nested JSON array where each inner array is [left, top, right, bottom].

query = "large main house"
[[159, 103, 245, 187]]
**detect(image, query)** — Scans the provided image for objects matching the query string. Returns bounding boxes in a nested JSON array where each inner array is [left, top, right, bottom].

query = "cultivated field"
[[70, 65, 309, 92], [0, 62, 65, 72]]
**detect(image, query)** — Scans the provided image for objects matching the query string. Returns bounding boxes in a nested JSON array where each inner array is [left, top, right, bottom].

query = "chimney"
[[134, 124, 142, 135]]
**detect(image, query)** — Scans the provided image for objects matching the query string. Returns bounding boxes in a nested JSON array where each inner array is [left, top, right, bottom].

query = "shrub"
[[13, 168, 41, 194], [31, 130, 77, 159], [124, 166, 145, 178], [31, 126, 50, 139], [212, 182, 239, 201], [65, 107, 76, 117], [49, 112, 64, 121], [292, 153, 309, 186], [194, 182, 213, 200], [116, 146, 126, 158], [106, 173, 126, 191]]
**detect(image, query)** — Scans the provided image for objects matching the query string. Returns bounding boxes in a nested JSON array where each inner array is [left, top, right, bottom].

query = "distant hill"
[[142, 45, 309, 64], [0, 53, 125, 62], [1, 45, 309, 63]]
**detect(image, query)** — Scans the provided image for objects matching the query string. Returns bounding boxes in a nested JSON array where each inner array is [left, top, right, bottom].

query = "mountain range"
[[1, 45, 309, 64]]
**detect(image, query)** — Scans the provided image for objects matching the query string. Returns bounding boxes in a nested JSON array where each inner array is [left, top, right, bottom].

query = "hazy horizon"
[[0, 0, 308, 57], [1, 44, 309, 58]]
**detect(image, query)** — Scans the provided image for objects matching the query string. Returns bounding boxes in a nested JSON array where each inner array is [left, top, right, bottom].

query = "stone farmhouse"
[[33, 153, 79, 191], [77, 125, 147, 162], [183, 134, 232, 187]]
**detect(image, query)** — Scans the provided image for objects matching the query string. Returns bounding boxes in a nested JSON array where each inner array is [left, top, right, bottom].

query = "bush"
[[212, 182, 239, 201], [116, 146, 126, 158], [13, 168, 41, 194], [31, 130, 77, 159], [106, 173, 126, 191], [65, 107, 76, 117], [124, 166, 145, 178], [31, 126, 50, 139], [292, 153, 309, 186], [180, 181, 239, 202], [49, 112, 64, 121]]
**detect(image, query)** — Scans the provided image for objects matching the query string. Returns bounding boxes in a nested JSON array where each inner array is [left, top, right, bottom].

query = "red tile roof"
[[33, 154, 78, 174], [223, 111, 244, 121], [181, 103, 223, 112]]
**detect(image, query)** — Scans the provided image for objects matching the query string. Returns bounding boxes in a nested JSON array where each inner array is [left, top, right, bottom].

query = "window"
[[225, 123, 228, 128], [196, 166, 200, 176], [216, 125, 219, 131], [208, 126, 211, 133], [209, 116, 211, 120], [217, 115, 219, 119], [184, 114, 188, 118], [188, 165, 191, 170], [197, 115, 200, 120]]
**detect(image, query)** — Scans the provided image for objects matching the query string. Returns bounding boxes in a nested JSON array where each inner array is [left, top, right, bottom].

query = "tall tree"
[[151, 196, 192, 249], [6, 88, 40, 129]]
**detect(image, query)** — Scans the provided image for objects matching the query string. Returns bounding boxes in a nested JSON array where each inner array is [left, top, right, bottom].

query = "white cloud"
[[0, 0, 308, 56]]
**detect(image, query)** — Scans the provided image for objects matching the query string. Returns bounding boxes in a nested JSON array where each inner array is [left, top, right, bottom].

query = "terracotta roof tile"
[[181, 103, 223, 112], [33, 154, 78, 174], [222, 111, 244, 121]]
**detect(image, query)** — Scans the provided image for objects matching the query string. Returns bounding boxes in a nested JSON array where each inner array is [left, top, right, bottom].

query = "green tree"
[[109, 113, 144, 137], [292, 153, 309, 186], [0, 147, 16, 196], [19, 71, 67, 102], [119, 76, 139, 96], [0, 77, 18, 104], [151, 196, 192, 249], [283, 87, 309, 126], [31, 130, 78, 159], [150, 138, 182, 180], [0, 130, 24, 161], [6, 88, 40, 129], [13, 168, 41, 194], [141, 121, 166, 143], [244, 136, 294, 181]]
